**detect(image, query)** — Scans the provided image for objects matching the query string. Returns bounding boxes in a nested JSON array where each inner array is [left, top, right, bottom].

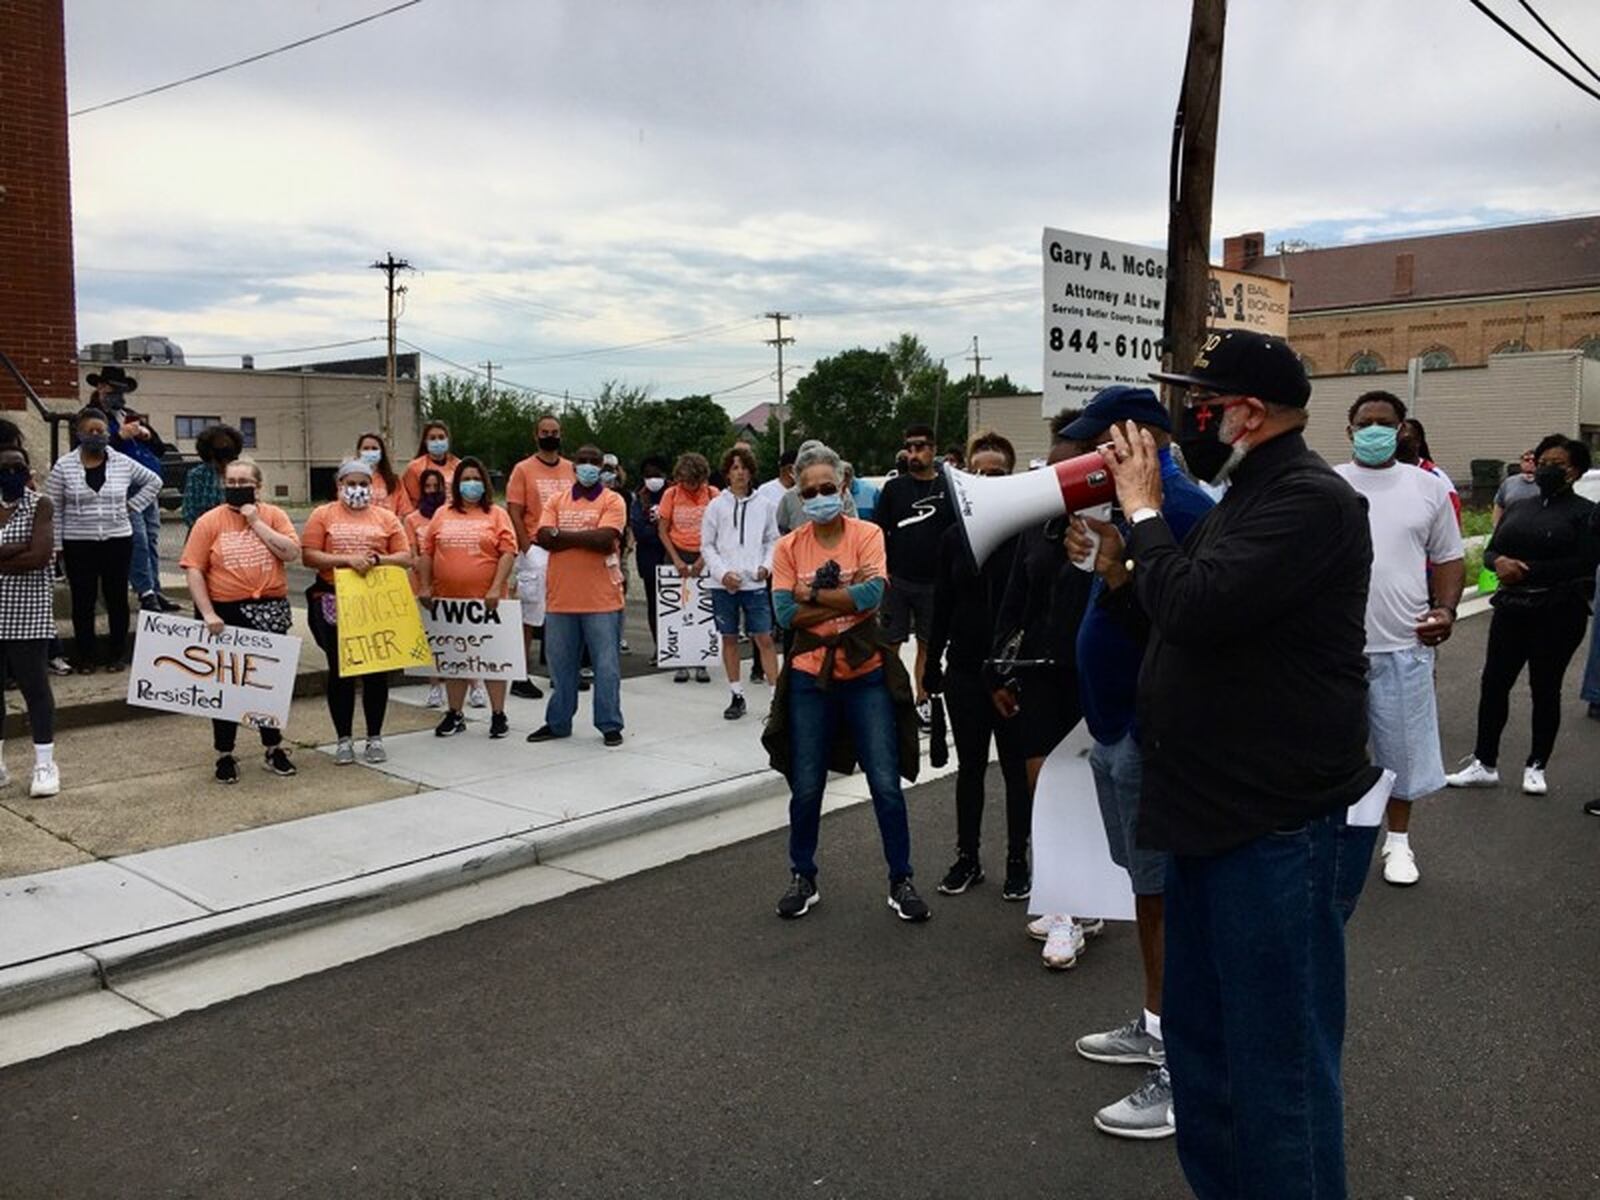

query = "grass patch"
[[1461, 507, 1493, 539]]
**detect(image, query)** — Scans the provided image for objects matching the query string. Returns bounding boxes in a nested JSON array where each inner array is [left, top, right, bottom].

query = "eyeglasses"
[[799, 483, 839, 499], [903, 439, 931, 451], [979, 468, 1009, 478]]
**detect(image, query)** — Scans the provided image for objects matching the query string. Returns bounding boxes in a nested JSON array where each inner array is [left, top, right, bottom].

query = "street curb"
[[0, 766, 790, 1014]]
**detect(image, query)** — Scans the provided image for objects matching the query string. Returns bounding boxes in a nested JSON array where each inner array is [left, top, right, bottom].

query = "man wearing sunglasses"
[[1099, 330, 1378, 1197], [874, 422, 953, 726]]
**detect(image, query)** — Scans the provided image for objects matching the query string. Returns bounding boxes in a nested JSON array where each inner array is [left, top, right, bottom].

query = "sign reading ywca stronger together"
[[126, 612, 301, 729], [404, 597, 526, 681], [655, 567, 719, 669]]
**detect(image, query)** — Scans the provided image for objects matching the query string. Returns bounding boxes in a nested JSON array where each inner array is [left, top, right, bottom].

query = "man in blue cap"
[[1062, 385, 1213, 1140]]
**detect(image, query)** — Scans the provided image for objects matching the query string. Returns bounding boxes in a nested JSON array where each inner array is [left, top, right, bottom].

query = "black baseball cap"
[[1149, 329, 1311, 407], [1062, 385, 1172, 440]]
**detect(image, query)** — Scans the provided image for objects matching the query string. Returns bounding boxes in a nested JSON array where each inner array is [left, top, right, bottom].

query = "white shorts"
[[515, 545, 549, 627], [1367, 646, 1446, 801]]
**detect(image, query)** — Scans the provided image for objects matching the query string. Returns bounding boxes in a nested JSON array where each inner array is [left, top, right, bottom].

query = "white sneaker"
[[1028, 913, 1067, 942], [1445, 757, 1499, 788], [1381, 841, 1419, 886], [467, 682, 489, 709], [425, 683, 445, 709], [1523, 765, 1548, 795], [30, 762, 60, 798], [1042, 919, 1086, 970]]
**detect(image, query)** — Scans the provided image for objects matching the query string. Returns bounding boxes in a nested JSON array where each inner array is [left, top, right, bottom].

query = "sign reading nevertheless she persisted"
[[127, 611, 301, 728]]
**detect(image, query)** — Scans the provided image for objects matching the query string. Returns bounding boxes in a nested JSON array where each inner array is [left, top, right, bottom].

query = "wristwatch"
[[1129, 506, 1160, 525]]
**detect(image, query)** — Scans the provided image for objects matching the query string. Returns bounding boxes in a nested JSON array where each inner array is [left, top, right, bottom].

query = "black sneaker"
[[509, 679, 543, 701], [139, 591, 163, 613], [488, 712, 509, 739], [723, 694, 747, 720], [694, 666, 711, 683], [263, 746, 296, 777], [776, 873, 820, 919], [937, 855, 984, 895], [1584, 797, 1600, 816], [603, 729, 624, 747], [434, 709, 466, 737], [674, 668, 690, 684], [155, 592, 182, 613], [749, 662, 766, 683], [1001, 857, 1031, 901], [526, 724, 568, 743], [214, 754, 239, 785], [888, 877, 931, 922]]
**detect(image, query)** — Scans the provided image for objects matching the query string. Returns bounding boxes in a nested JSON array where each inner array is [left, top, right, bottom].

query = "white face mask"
[[341, 483, 372, 510], [644, 477, 665, 493]]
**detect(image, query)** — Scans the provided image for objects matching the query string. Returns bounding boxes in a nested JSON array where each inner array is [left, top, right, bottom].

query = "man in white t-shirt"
[[1335, 390, 1465, 886]]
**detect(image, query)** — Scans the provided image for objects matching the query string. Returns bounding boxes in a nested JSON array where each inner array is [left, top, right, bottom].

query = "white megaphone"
[[944, 451, 1117, 568]]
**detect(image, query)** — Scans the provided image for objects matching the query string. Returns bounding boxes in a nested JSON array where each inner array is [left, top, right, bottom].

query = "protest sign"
[[1029, 728, 1135, 923], [127, 611, 300, 729], [335, 565, 433, 678], [655, 566, 719, 669], [404, 597, 526, 681]]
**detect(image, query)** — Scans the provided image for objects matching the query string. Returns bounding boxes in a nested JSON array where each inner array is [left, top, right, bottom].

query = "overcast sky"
[[63, 0, 1600, 413]]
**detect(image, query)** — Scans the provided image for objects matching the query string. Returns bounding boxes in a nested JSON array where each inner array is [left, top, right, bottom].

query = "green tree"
[[785, 347, 899, 473], [646, 394, 735, 472]]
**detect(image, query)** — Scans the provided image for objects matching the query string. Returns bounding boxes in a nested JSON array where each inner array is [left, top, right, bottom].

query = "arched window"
[[1348, 351, 1384, 374], [1491, 339, 1529, 355], [1297, 354, 1317, 376], [1418, 345, 1455, 370], [1577, 335, 1600, 361]]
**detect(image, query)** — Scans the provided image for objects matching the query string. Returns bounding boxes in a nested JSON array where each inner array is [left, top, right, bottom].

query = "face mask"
[[103, 391, 126, 411], [459, 479, 486, 503], [575, 463, 602, 487], [537, 435, 562, 453], [359, 449, 382, 467], [427, 438, 450, 458], [644, 477, 665, 493], [224, 485, 256, 508], [1535, 464, 1569, 499], [0, 466, 28, 501], [600, 470, 617, 487], [418, 492, 444, 518], [1176, 402, 1244, 485], [803, 494, 844, 524], [341, 484, 372, 510], [1351, 425, 1398, 467], [78, 433, 109, 453]]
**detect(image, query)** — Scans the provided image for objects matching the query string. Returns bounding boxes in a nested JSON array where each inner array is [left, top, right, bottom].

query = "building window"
[[1418, 346, 1456, 370], [1348, 351, 1384, 374], [1578, 336, 1600, 361], [1297, 354, 1317, 376], [240, 417, 257, 448], [174, 415, 221, 441], [1491, 339, 1529, 355]]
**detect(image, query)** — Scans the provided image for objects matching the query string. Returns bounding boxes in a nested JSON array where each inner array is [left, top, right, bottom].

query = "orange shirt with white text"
[[301, 501, 408, 585], [506, 454, 576, 542], [421, 503, 517, 598], [539, 486, 627, 614], [180, 503, 299, 602], [658, 483, 718, 554]]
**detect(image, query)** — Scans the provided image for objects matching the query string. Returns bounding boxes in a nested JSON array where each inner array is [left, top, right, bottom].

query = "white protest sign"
[[1028, 728, 1135, 922], [127, 611, 301, 729], [655, 566, 719, 669], [405, 597, 527, 681]]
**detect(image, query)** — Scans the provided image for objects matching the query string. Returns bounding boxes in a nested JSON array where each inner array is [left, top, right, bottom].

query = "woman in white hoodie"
[[702, 446, 780, 719]]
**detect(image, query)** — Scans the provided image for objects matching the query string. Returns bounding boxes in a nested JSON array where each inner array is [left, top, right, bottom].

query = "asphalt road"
[[3, 613, 1598, 1199]]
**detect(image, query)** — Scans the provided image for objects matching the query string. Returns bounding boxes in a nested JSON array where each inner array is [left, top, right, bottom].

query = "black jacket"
[[1128, 431, 1380, 856], [1482, 488, 1598, 611], [927, 525, 1017, 679], [991, 518, 1092, 677]]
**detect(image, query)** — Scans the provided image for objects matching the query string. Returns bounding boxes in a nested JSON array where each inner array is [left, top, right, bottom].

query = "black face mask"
[[1177, 402, 1235, 485], [537, 435, 561, 453], [1535, 464, 1569, 499], [0, 466, 28, 501], [418, 492, 444, 518], [103, 390, 126, 411], [224, 485, 256, 508]]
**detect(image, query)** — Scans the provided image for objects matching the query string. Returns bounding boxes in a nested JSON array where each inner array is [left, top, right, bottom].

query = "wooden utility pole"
[[765, 312, 794, 454], [370, 251, 413, 443], [481, 361, 500, 400], [967, 336, 989, 393], [1161, 0, 1226, 419]]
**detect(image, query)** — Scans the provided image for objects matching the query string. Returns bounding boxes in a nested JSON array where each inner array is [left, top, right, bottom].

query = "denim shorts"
[[1089, 731, 1168, 895], [711, 587, 773, 636], [1367, 646, 1446, 801]]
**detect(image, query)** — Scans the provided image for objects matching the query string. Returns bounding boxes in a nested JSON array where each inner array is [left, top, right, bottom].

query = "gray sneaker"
[[1093, 1065, 1175, 1140], [334, 738, 356, 766], [1076, 1015, 1165, 1065], [363, 737, 387, 764]]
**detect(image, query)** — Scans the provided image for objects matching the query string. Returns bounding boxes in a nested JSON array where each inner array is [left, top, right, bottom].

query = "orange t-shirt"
[[506, 454, 576, 542], [179, 503, 300, 603], [421, 503, 517, 598], [398, 453, 461, 517], [658, 483, 719, 554], [369, 473, 400, 513], [771, 517, 886, 680], [301, 501, 408, 584], [404, 509, 433, 595], [540, 486, 627, 614]]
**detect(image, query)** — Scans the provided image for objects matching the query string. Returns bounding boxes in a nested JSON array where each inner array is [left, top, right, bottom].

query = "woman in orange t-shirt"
[[354, 431, 402, 513], [657, 451, 720, 683], [403, 466, 449, 708], [418, 456, 518, 738], [179, 457, 302, 785], [396, 420, 461, 518], [301, 459, 413, 764]]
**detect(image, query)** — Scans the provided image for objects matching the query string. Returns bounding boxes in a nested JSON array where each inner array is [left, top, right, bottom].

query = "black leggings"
[[0, 639, 55, 744], [307, 587, 389, 739], [1473, 600, 1590, 768], [945, 666, 1032, 859], [206, 599, 285, 756], [62, 537, 132, 663], [638, 551, 664, 645]]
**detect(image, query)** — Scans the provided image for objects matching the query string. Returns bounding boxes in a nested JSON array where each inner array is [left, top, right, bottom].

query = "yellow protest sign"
[[334, 565, 434, 677]]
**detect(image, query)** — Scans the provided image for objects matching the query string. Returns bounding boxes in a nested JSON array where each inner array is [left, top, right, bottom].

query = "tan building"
[[968, 391, 1054, 467]]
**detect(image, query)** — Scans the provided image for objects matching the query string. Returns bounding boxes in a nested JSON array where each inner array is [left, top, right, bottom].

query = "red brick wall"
[[0, 0, 78, 411]]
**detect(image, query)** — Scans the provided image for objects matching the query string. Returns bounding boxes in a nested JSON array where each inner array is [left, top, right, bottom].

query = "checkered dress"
[[0, 491, 56, 640]]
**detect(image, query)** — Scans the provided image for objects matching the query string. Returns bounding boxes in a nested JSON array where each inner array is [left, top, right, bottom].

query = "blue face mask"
[[427, 438, 450, 458], [1352, 425, 1398, 466], [575, 463, 602, 487], [459, 479, 485, 502], [359, 449, 382, 467], [803, 493, 844, 524]]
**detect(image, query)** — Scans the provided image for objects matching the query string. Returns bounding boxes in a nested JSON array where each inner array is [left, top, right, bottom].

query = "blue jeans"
[[128, 501, 162, 596], [786, 668, 913, 882], [542, 611, 624, 735], [1164, 811, 1348, 1200], [1580, 566, 1600, 704], [1333, 822, 1379, 924]]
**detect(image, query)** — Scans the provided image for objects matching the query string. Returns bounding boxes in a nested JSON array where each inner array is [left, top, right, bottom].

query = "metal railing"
[[0, 348, 76, 462]]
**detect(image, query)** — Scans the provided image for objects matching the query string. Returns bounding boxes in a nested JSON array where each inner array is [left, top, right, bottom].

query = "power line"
[[497, 317, 763, 364], [1516, 0, 1600, 84], [183, 336, 384, 360], [1466, 0, 1600, 103], [799, 287, 1035, 318], [69, 0, 427, 117]]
